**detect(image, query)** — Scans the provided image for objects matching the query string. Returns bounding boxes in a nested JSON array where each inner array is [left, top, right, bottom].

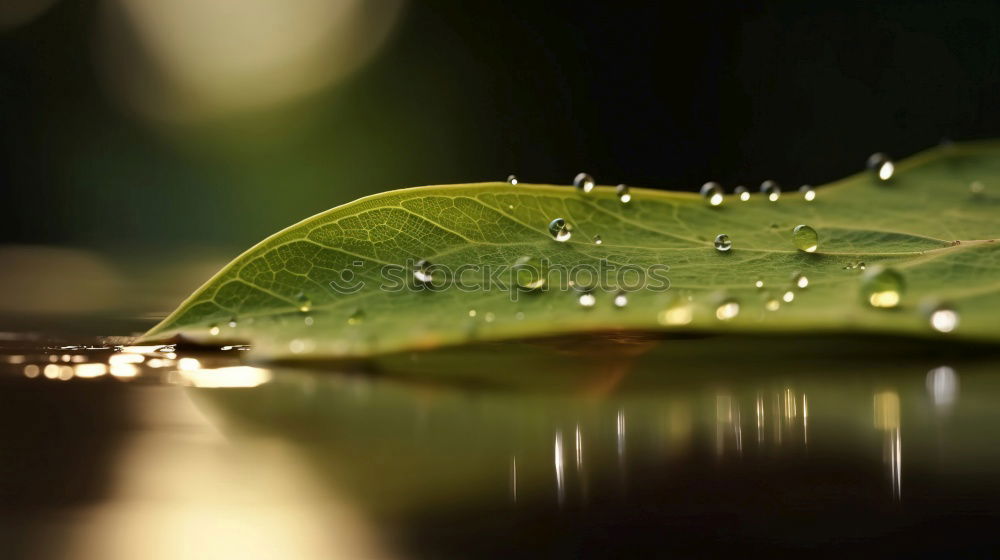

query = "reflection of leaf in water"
[[190, 338, 1000, 520]]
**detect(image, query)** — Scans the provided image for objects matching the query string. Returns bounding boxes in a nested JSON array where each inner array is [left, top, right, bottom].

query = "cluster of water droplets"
[[393, 150, 952, 341]]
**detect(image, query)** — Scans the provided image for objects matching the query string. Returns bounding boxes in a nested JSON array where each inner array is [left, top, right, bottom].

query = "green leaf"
[[142, 141, 1000, 358]]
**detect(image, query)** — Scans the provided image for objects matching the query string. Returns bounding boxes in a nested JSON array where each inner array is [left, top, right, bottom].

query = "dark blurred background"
[[1, 0, 999, 329]]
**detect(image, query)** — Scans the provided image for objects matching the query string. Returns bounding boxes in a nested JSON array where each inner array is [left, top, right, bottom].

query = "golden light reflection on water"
[[874, 390, 902, 500], [73, 363, 108, 378], [70, 385, 385, 559]]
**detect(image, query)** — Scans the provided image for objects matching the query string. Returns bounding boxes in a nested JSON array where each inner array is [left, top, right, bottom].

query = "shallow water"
[[1, 334, 999, 558]]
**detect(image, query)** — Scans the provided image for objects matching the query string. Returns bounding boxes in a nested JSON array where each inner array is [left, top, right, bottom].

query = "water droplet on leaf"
[[574, 173, 595, 193], [616, 184, 631, 204], [867, 152, 895, 181], [715, 298, 740, 321], [700, 182, 724, 206], [799, 184, 816, 201], [348, 308, 365, 325], [507, 174, 518, 185], [413, 259, 434, 284], [791, 271, 809, 289], [861, 265, 905, 308], [296, 293, 312, 312], [658, 301, 693, 325], [613, 290, 629, 308], [593, 235, 603, 245], [209, 325, 220, 336], [513, 256, 547, 291], [760, 180, 781, 202], [577, 289, 596, 308], [734, 185, 750, 201], [548, 218, 572, 242], [714, 233, 732, 252], [926, 303, 959, 333], [782, 290, 795, 303], [792, 224, 819, 253], [754, 279, 764, 289]]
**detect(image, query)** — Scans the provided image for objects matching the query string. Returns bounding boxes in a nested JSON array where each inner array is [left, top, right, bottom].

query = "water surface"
[[1, 335, 998, 558]]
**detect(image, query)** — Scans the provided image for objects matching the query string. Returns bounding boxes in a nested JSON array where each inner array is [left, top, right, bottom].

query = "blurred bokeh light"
[[97, 0, 405, 122]]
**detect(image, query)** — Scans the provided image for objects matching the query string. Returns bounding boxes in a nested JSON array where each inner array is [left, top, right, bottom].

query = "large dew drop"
[[507, 174, 518, 185], [861, 265, 905, 308], [548, 218, 572, 242], [792, 224, 819, 253], [734, 185, 750, 201], [867, 153, 895, 181], [714, 233, 732, 252], [760, 180, 781, 202], [700, 182, 724, 206], [616, 184, 632, 204], [574, 173, 595, 193], [513, 256, 547, 291]]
